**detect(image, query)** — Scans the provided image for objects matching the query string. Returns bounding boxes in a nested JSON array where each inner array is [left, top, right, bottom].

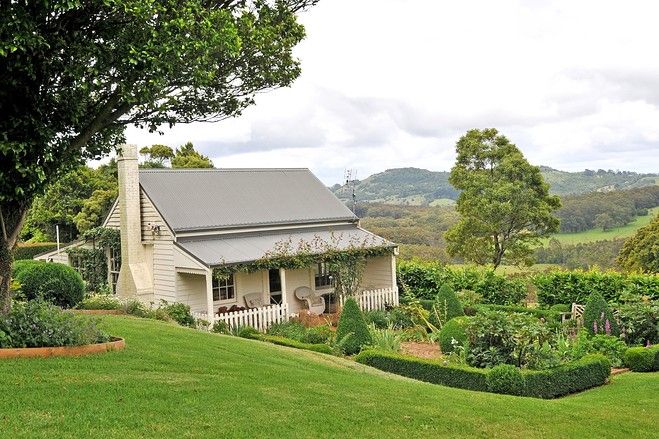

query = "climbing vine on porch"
[[211, 233, 395, 297], [66, 227, 120, 292]]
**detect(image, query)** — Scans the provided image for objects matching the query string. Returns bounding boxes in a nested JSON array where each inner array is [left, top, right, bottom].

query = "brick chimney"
[[116, 144, 153, 299]]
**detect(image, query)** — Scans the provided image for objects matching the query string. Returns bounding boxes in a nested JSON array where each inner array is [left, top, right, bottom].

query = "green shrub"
[[259, 335, 333, 354], [77, 294, 123, 310], [355, 350, 489, 392], [12, 260, 85, 308], [160, 302, 195, 327], [266, 320, 306, 341], [438, 316, 470, 354], [523, 354, 611, 399], [587, 335, 627, 368], [12, 242, 58, 260], [534, 270, 659, 306], [0, 300, 110, 348], [549, 304, 571, 313], [363, 309, 389, 329], [487, 364, 525, 396], [624, 346, 659, 372], [235, 326, 259, 339], [387, 306, 415, 329], [356, 350, 611, 399], [615, 294, 659, 346], [211, 321, 229, 334], [301, 325, 332, 344], [583, 292, 619, 336], [476, 304, 562, 323], [430, 284, 464, 327], [367, 325, 402, 352], [336, 297, 372, 355]]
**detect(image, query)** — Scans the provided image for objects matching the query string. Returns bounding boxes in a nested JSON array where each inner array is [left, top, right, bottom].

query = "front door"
[[268, 269, 282, 305]]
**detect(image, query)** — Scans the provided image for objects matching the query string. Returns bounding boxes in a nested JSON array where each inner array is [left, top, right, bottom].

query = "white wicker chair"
[[294, 286, 325, 315]]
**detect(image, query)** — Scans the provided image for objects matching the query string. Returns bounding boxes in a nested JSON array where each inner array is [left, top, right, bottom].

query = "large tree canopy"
[[617, 214, 659, 274], [445, 128, 561, 269], [0, 0, 317, 312]]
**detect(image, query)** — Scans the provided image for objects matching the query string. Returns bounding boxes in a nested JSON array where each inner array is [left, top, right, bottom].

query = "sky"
[[125, 0, 659, 185]]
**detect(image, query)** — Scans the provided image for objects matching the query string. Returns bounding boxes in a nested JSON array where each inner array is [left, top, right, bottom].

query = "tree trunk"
[[0, 202, 29, 314]]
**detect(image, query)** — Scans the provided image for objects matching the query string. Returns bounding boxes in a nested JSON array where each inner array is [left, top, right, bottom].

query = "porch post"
[[205, 268, 214, 321], [279, 268, 287, 305]]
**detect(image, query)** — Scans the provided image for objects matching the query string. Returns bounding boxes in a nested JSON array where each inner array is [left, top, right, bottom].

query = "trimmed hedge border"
[[0, 337, 125, 359], [355, 350, 611, 398], [476, 304, 563, 323], [258, 335, 333, 355], [624, 346, 659, 372], [12, 242, 59, 260]]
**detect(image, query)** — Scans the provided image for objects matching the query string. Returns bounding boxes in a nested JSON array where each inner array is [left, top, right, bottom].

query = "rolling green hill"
[[333, 167, 659, 205], [0, 316, 656, 438]]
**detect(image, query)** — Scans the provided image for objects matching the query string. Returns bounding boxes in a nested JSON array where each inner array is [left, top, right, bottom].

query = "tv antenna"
[[344, 169, 357, 213]]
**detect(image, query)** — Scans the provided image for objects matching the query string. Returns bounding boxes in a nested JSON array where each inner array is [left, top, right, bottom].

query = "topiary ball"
[[336, 297, 372, 355], [486, 364, 525, 396], [438, 316, 470, 354], [12, 261, 85, 308], [583, 292, 619, 337]]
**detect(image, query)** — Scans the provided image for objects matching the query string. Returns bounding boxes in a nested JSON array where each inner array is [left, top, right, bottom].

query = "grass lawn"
[[551, 206, 659, 245], [0, 316, 657, 439]]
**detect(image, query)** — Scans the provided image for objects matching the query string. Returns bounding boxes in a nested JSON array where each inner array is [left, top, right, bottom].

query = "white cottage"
[[38, 144, 398, 325]]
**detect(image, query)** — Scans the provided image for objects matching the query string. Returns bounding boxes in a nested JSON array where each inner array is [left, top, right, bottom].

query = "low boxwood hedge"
[[355, 350, 488, 392], [12, 242, 59, 260], [476, 304, 562, 323], [355, 350, 611, 398], [258, 335, 333, 355], [624, 346, 659, 372]]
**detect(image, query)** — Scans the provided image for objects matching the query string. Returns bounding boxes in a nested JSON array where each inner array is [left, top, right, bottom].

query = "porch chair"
[[243, 292, 265, 309], [294, 286, 325, 315]]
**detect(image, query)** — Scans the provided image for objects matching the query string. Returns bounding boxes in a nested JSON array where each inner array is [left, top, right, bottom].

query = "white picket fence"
[[339, 287, 399, 312], [194, 303, 289, 332]]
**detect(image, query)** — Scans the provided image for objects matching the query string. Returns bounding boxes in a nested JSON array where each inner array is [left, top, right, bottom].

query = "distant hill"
[[332, 167, 659, 205]]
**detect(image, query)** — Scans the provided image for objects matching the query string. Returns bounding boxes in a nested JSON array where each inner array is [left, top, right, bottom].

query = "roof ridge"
[[139, 168, 310, 173]]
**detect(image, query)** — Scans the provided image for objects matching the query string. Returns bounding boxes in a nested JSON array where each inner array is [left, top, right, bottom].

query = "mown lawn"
[[551, 206, 659, 245], [0, 316, 657, 438]]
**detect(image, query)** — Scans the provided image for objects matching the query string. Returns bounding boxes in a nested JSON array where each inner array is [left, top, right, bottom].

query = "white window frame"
[[212, 274, 236, 302]]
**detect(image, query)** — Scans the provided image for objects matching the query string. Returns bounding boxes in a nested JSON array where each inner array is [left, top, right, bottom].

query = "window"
[[269, 269, 282, 305], [212, 274, 235, 301], [314, 262, 333, 289]]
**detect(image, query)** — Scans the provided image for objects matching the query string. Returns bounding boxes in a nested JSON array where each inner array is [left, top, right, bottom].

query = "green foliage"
[[336, 297, 372, 355], [438, 316, 470, 354], [12, 242, 58, 260], [0, 300, 110, 348], [367, 324, 402, 352], [77, 294, 123, 310], [465, 311, 552, 368], [446, 128, 561, 268], [549, 304, 571, 313], [624, 346, 659, 372], [301, 325, 332, 344], [533, 269, 659, 306], [430, 284, 464, 327], [618, 213, 659, 273], [486, 364, 525, 396], [357, 350, 611, 399], [355, 350, 489, 392], [363, 309, 390, 329], [397, 260, 526, 305], [211, 321, 229, 334], [258, 335, 334, 354], [12, 260, 84, 308], [139, 144, 175, 168], [583, 292, 619, 336], [266, 320, 307, 341], [615, 294, 659, 345], [159, 301, 195, 328], [171, 142, 214, 168], [477, 304, 563, 323], [235, 326, 260, 339], [535, 238, 626, 270], [66, 227, 120, 292]]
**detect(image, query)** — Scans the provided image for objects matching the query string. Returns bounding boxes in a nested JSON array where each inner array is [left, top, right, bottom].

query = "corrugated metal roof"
[[139, 168, 357, 232], [176, 225, 393, 266]]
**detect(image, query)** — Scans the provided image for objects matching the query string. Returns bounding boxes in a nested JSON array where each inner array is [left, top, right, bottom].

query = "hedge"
[[624, 346, 659, 372], [258, 335, 333, 354], [356, 350, 611, 398], [12, 242, 59, 260], [336, 297, 372, 355], [438, 316, 470, 354], [533, 270, 659, 306], [476, 304, 563, 323], [12, 260, 85, 308], [355, 350, 489, 392]]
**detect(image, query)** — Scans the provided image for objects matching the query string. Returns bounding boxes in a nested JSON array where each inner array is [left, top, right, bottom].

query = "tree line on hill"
[[556, 186, 659, 233]]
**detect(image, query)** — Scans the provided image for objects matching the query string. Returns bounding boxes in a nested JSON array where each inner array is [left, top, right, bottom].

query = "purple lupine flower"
[[593, 320, 598, 334], [605, 319, 611, 336]]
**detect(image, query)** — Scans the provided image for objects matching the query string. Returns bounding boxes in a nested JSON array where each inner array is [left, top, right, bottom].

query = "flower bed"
[[0, 337, 125, 359], [355, 350, 611, 398]]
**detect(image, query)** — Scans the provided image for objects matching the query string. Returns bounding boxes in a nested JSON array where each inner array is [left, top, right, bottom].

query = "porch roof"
[[176, 225, 394, 267]]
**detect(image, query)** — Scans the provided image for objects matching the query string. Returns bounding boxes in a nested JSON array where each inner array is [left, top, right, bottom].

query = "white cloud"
[[126, 0, 659, 184]]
